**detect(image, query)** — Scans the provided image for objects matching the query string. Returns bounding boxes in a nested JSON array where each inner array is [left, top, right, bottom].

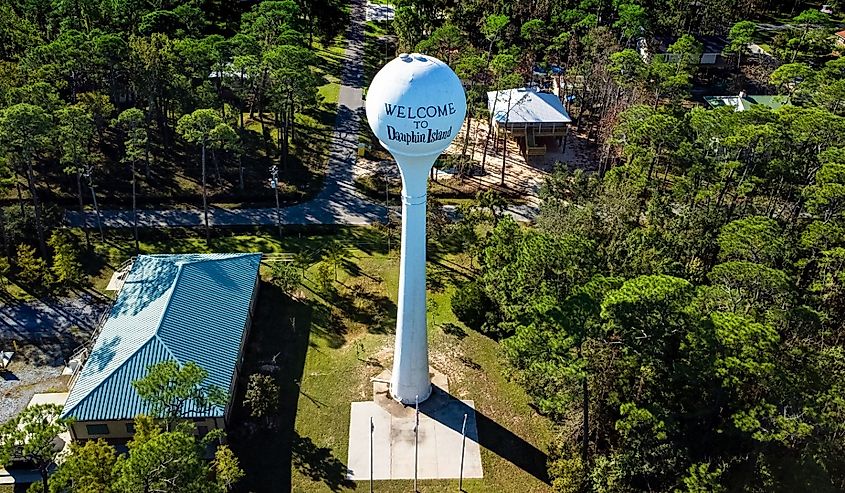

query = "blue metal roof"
[[62, 253, 262, 421]]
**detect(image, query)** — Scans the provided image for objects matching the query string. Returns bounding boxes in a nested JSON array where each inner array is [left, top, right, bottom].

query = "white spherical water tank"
[[366, 53, 467, 158], [364, 53, 466, 404]]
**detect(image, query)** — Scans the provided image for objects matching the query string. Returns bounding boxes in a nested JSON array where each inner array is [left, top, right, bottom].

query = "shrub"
[[243, 373, 280, 421], [270, 262, 301, 295], [48, 230, 84, 285], [315, 262, 333, 293], [0, 256, 9, 289]]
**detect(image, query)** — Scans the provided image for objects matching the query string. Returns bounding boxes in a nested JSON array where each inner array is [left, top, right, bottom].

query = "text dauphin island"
[[384, 102, 457, 145]]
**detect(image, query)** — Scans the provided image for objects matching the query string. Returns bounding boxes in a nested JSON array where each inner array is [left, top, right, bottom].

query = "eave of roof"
[[486, 87, 572, 125]]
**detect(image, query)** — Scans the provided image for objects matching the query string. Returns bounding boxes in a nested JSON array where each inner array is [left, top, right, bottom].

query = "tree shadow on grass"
[[292, 434, 355, 492], [229, 282, 356, 492], [329, 281, 396, 336], [440, 322, 467, 340], [310, 302, 351, 349]]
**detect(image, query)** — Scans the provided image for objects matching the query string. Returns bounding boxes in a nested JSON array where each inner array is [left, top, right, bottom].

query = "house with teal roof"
[[61, 253, 262, 442]]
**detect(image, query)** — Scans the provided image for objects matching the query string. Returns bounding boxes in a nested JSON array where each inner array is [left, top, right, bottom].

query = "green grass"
[[84, 227, 390, 293], [364, 20, 395, 88], [318, 82, 341, 106], [83, 228, 554, 492], [286, 248, 554, 492], [314, 32, 347, 104]]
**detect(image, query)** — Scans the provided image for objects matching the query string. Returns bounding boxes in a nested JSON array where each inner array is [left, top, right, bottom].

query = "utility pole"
[[370, 416, 374, 493], [269, 165, 281, 238]]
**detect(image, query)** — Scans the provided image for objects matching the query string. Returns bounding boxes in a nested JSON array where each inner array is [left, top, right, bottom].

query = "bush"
[[451, 281, 495, 332], [315, 262, 333, 293], [270, 262, 301, 294], [0, 256, 9, 289], [244, 373, 280, 421], [548, 455, 584, 493]]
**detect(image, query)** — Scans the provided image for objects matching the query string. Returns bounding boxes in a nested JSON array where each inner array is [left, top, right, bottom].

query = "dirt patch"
[[443, 120, 599, 206]]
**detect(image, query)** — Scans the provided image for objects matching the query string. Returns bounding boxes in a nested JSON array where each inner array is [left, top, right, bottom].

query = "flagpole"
[[414, 394, 419, 492], [459, 413, 467, 491]]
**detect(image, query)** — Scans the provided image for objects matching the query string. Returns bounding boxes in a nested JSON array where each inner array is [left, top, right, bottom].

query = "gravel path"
[[0, 365, 64, 424], [0, 293, 107, 424]]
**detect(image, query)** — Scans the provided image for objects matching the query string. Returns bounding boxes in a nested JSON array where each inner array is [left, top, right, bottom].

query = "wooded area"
[[1, 0, 845, 490], [0, 0, 346, 259], [401, 0, 845, 490]]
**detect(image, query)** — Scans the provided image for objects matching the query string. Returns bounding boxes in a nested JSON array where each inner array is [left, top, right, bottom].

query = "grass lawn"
[[318, 82, 342, 106], [84, 227, 554, 492], [283, 249, 555, 493]]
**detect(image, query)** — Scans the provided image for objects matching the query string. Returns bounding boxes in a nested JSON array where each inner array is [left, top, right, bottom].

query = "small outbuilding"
[[61, 253, 262, 443], [486, 87, 572, 156]]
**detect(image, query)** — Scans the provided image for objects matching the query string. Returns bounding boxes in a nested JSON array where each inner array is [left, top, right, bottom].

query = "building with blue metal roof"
[[61, 253, 262, 441], [486, 87, 572, 157]]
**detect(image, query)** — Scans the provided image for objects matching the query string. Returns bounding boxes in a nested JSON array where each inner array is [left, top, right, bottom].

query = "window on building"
[[86, 424, 110, 435], [125, 423, 135, 433]]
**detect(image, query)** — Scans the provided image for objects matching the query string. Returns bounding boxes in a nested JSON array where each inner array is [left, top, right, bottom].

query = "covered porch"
[[487, 87, 572, 157]]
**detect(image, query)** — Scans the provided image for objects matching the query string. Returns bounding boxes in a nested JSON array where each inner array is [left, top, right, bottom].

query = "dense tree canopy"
[[460, 94, 845, 489]]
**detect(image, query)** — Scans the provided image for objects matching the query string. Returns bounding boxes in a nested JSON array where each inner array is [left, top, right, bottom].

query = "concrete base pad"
[[346, 371, 483, 481]]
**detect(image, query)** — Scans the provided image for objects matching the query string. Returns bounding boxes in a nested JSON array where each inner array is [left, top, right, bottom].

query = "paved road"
[[65, 0, 386, 229], [756, 22, 793, 32]]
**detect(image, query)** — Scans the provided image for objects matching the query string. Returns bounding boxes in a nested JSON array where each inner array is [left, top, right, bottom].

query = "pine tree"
[[48, 230, 84, 285], [14, 243, 50, 288]]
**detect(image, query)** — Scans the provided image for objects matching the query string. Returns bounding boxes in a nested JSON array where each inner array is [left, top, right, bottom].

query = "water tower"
[[365, 53, 467, 404]]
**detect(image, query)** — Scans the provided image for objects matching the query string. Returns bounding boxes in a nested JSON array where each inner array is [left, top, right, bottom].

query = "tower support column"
[[390, 156, 435, 404]]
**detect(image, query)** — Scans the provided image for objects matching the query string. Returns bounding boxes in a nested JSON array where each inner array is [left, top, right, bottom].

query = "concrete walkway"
[[65, 0, 386, 229]]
